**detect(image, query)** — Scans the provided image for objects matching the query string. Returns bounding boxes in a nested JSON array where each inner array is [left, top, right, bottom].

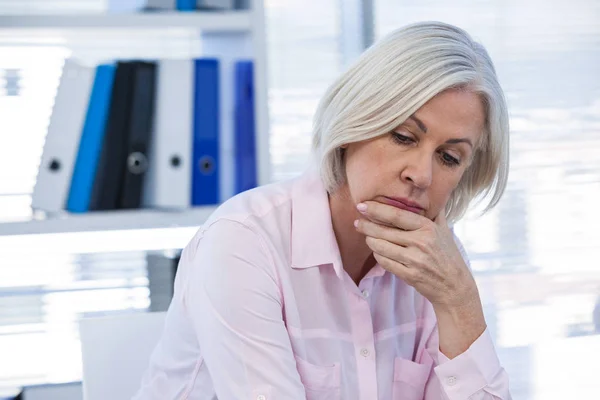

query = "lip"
[[381, 196, 425, 214]]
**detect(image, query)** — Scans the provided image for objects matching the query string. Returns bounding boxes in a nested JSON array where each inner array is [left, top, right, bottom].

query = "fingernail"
[[353, 219, 359, 228], [356, 203, 367, 212]]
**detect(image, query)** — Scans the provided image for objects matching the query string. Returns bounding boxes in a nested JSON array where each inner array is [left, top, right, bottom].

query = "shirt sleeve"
[[420, 232, 512, 400], [180, 218, 306, 400], [431, 328, 512, 400]]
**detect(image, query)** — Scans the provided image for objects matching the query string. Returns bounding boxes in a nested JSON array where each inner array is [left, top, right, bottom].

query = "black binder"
[[119, 61, 157, 209], [89, 61, 157, 210], [89, 61, 135, 211]]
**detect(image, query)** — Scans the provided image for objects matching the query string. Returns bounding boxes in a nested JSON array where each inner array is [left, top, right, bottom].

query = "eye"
[[391, 132, 415, 145], [440, 151, 461, 167]]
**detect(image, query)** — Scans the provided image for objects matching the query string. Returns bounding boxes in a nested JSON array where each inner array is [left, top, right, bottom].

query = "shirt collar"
[[290, 166, 344, 279]]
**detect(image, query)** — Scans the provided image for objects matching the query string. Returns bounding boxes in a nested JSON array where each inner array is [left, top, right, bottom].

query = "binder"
[[196, 0, 234, 9], [234, 60, 257, 194], [143, 59, 193, 209], [89, 61, 136, 211], [31, 59, 95, 213], [191, 59, 220, 206], [118, 61, 157, 209], [67, 64, 116, 213], [176, 0, 195, 10]]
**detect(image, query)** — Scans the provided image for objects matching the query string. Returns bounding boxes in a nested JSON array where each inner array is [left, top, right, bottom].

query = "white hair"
[[312, 21, 510, 223]]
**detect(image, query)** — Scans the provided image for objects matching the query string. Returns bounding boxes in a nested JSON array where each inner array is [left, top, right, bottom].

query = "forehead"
[[409, 90, 485, 141]]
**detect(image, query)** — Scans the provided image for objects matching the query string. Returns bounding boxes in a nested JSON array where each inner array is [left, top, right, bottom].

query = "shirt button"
[[360, 348, 370, 357], [256, 395, 267, 400], [447, 376, 457, 386], [361, 289, 369, 298]]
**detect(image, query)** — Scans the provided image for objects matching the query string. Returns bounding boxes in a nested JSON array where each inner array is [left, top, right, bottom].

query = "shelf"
[[0, 207, 217, 236], [0, 11, 252, 32]]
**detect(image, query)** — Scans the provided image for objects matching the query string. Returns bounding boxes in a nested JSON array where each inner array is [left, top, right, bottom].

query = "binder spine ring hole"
[[170, 155, 182, 168], [198, 156, 215, 175], [48, 159, 61, 172], [127, 152, 149, 175]]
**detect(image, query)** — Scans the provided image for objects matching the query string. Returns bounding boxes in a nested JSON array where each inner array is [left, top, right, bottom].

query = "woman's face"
[[342, 89, 485, 221]]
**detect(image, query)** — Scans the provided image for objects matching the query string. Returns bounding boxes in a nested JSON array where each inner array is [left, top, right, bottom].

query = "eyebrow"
[[446, 138, 473, 148], [409, 115, 428, 133], [408, 115, 473, 148]]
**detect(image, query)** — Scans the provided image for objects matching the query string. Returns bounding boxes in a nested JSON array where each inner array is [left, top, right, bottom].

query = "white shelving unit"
[[0, 1, 270, 237], [2, 207, 217, 236], [0, 11, 252, 30]]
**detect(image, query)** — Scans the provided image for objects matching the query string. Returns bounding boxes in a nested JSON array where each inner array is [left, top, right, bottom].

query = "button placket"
[[347, 284, 378, 400], [358, 280, 372, 301]]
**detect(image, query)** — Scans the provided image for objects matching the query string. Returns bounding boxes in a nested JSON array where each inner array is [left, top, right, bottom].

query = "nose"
[[400, 150, 433, 189]]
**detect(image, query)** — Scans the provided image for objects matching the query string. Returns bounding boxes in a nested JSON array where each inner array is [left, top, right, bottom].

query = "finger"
[[357, 201, 425, 231], [355, 218, 414, 247], [364, 235, 417, 266], [364, 235, 428, 268], [372, 252, 417, 283]]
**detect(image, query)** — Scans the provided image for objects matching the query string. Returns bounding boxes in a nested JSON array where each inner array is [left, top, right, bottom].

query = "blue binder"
[[191, 58, 220, 206], [176, 0, 195, 10], [66, 64, 116, 213], [234, 60, 257, 194]]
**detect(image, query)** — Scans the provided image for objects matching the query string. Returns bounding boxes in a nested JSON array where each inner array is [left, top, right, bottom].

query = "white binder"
[[143, 59, 193, 209], [31, 59, 95, 213]]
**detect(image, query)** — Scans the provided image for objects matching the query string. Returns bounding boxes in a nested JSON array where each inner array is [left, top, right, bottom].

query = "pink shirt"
[[133, 168, 511, 400]]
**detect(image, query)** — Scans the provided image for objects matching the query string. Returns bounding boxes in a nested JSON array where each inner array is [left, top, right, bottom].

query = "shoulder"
[[205, 178, 295, 230], [182, 176, 302, 266], [176, 188, 292, 300]]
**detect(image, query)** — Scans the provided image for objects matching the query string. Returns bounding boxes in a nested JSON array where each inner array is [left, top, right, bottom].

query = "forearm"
[[433, 292, 487, 359]]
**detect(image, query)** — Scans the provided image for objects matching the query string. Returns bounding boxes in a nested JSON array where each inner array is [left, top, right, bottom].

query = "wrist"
[[434, 300, 487, 333], [432, 280, 481, 313], [433, 293, 487, 359]]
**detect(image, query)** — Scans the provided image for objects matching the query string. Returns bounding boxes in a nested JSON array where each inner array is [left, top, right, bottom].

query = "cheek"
[[345, 157, 372, 200], [344, 146, 386, 201], [427, 173, 463, 215]]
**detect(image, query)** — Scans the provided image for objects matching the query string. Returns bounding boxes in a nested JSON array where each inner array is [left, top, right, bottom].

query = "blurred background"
[[0, 0, 599, 399]]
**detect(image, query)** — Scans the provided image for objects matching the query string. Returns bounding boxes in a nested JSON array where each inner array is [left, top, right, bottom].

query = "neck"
[[329, 186, 376, 285]]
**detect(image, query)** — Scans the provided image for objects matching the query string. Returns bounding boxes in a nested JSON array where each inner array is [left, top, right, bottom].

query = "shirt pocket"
[[294, 355, 341, 400], [392, 357, 431, 400]]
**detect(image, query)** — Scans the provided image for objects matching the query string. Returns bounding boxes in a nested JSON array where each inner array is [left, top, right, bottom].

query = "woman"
[[134, 21, 512, 399]]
